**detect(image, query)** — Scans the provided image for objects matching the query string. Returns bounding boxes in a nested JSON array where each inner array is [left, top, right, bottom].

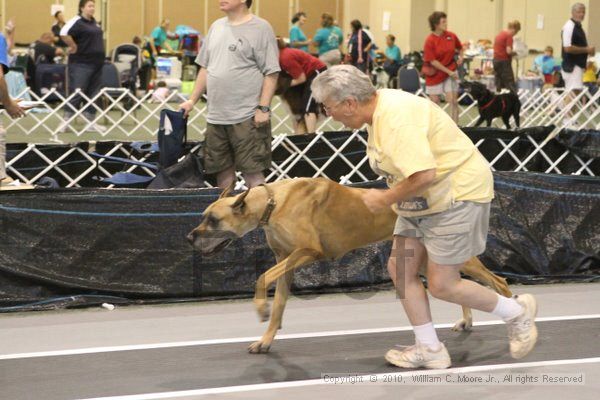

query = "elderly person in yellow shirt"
[[311, 65, 538, 369]]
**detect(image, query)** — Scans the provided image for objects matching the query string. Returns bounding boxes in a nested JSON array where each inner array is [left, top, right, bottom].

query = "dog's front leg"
[[249, 248, 322, 354], [248, 270, 294, 354], [474, 115, 485, 127]]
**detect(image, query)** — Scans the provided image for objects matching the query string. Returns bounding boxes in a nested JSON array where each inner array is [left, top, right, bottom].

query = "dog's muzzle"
[[187, 229, 237, 256]]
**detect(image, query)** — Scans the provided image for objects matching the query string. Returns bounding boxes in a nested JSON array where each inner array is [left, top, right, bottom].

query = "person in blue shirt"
[[383, 34, 402, 79], [289, 12, 310, 53], [313, 13, 343, 67], [149, 19, 176, 57], [0, 32, 27, 183], [533, 46, 557, 84]]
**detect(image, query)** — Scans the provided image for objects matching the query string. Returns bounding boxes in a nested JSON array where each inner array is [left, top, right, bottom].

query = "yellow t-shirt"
[[367, 89, 494, 217]]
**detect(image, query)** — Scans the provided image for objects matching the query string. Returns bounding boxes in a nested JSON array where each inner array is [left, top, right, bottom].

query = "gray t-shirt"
[[196, 16, 280, 125]]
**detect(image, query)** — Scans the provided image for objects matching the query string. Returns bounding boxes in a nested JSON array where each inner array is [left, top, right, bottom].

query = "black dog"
[[461, 81, 521, 129]]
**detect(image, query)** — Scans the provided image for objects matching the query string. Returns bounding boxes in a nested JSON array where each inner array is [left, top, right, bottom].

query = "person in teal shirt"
[[290, 12, 310, 53], [313, 13, 343, 66], [150, 19, 175, 56], [383, 34, 402, 79]]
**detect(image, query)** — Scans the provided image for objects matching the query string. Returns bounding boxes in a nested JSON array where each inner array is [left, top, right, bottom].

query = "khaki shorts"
[[203, 118, 272, 175], [425, 76, 459, 96], [393, 201, 490, 265]]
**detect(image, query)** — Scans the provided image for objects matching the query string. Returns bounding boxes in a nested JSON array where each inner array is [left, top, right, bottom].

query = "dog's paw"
[[254, 301, 270, 322], [452, 318, 473, 332], [248, 340, 271, 354]]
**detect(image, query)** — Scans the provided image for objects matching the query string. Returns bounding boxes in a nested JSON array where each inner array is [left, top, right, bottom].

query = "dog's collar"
[[258, 184, 276, 227]]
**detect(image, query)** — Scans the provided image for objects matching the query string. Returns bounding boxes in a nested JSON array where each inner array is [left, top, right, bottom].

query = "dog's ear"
[[231, 188, 250, 214], [219, 182, 236, 199]]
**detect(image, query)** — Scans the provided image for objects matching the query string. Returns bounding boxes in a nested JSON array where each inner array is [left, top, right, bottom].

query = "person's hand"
[[361, 189, 391, 213], [5, 99, 26, 119], [449, 70, 459, 80], [254, 109, 270, 127], [457, 56, 464, 66], [588, 46, 596, 56], [67, 44, 77, 54], [179, 99, 195, 118], [358, 57, 364, 64]]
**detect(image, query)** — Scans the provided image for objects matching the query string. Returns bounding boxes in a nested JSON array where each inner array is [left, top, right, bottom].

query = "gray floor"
[[1, 283, 599, 400]]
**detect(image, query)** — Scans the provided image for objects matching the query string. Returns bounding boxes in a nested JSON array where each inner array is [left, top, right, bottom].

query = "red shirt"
[[279, 47, 326, 79], [494, 30, 513, 61], [423, 31, 462, 86]]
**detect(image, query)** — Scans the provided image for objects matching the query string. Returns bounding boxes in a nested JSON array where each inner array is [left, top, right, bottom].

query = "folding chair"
[[91, 110, 187, 187]]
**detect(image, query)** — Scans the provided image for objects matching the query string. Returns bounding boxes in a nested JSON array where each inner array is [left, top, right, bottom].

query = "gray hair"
[[572, 2, 585, 12], [311, 65, 376, 104]]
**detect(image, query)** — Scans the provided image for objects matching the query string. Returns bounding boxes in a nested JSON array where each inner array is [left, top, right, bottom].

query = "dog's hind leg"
[[249, 248, 322, 353], [453, 306, 473, 332], [461, 257, 512, 297], [248, 270, 294, 354]]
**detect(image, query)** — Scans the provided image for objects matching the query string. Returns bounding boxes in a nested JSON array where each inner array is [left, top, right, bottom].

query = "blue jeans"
[[65, 63, 104, 119]]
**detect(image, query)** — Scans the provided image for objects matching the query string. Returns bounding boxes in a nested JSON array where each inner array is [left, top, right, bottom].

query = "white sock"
[[413, 322, 441, 350], [492, 294, 523, 321]]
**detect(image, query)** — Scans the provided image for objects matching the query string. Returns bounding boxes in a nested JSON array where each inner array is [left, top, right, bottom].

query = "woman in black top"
[[348, 20, 372, 73], [59, 0, 106, 133]]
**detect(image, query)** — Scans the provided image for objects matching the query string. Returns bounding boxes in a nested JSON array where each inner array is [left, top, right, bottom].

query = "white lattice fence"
[[3, 87, 598, 187]]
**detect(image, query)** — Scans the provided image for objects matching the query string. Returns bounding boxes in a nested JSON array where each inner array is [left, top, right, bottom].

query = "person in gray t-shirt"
[[180, 0, 280, 189]]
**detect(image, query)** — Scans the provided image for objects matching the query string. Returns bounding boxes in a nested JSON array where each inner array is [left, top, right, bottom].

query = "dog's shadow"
[[246, 351, 312, 383]]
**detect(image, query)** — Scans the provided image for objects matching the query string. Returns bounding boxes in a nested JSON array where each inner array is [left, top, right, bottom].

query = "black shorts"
[[301, 67, 327, 115]]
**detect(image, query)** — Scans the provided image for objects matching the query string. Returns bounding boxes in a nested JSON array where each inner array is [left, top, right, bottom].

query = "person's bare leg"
[[426, 259, 538, 359], [446, 90, 459, 123], [388, 236, 431, 326], [216, 166, 236, 189], [426, 261, 499, 312], [385, 236, 451, 368], [243, 171, 265, 188], [304, 113, 318, 134], [429, 94, 440, 106]]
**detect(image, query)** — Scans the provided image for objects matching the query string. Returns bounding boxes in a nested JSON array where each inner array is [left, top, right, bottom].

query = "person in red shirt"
[[493, 20, 521, 93], [278, 38, 327, 133], [423, 12, 463, 123]]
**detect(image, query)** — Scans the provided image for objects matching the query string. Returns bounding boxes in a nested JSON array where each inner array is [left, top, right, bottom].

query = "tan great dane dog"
[[187, 178, 511, 353]]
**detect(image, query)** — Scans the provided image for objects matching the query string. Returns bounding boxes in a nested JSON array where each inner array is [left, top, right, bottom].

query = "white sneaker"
[[85, 123, 107, 133], [506, 294, 538, 359], [385, 342, 451, 369]]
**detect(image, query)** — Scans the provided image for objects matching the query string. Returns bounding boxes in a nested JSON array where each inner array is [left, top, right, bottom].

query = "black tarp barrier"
[[0, 172, 598, 310], [557, 129, 600, 159]]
